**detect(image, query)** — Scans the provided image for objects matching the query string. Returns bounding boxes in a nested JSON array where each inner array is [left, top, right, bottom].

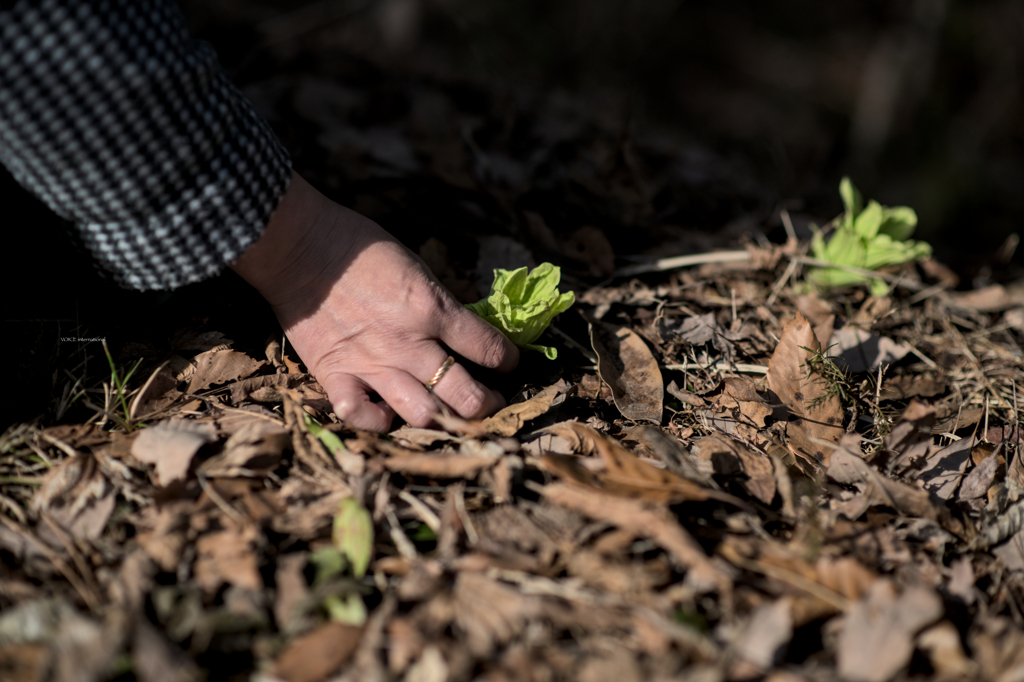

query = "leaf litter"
[[7, 26, 1024, 682]]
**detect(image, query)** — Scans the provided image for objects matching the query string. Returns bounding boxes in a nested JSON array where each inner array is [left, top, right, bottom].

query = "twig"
[[663, 362, 768, 375], [613, 250, 751, 278], [765, 257, 800, 308]]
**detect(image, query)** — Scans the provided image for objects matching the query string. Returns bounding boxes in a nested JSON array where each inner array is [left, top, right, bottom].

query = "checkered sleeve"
[[0, 0, 292, 291]]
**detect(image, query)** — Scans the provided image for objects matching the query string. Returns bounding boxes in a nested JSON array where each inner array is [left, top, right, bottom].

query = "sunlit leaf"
[[467, 262, 575, 359], [333, 497, 374, 578]]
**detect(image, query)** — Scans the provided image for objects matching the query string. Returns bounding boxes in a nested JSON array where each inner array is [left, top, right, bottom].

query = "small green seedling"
[[808, 177, 931, 295], [308, 497, 374, 626], [467, 263, 575, 359]]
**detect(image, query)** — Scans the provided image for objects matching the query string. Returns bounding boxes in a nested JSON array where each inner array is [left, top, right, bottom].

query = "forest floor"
[[6, 25, 1024, 682]]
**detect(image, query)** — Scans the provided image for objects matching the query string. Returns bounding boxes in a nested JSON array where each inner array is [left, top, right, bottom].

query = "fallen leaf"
[[917, 621, 976, 679], [538, 422, 745, 506], [381, 451, 500, 478], [185, 349, 265, 393], [590, 319, 663, 422], [272, 621, 362, 682], [767, 312, 844, 466], [836, 579, 942, 682], [735, 598, 793, 671], [452, 572, 544, 657], [959, 451, 1002, 501], [827, 435, 939, 520], [541, 483, 728, 593], [194, 525, 263, 593], [199, 419, 289, 477], [130, 421, 216, 486], [690, 434, 776, 504], [478, 380, 572, 436], [916, 436, 973, 501], [946, 284, 1023, 312], [829, 326, 911, 373], [670, 312, 738, 361]]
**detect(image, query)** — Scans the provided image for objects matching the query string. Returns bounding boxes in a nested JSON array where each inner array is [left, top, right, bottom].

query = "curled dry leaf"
[[130, 420, 216, 487], [272, 621, 362, 682], [478, 379, 572, 436], [691, 433, 775, 504], [194, 524, 263, 593], [767, 312, 844, 466], [541, 483, 727, 593], [382, 451, 501, 479], [538, 421, 746, 507], [589, 318, 663, 422], [828, 434, 939, 521], [185, 349, 265, 393]]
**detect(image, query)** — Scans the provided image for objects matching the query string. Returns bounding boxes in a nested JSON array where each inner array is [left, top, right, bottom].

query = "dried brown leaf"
[[382, 451, 500, 478], [194, 524, 262, 593], [538, 422, 744, 506], [735, 598, 793, 671], [828, 435, 939, 520], [130, 421, 216, 487], [185, 349, 265, 393], [590, 319, 663, 422], [767, 312, 844, 466], [272, 621, 362, 682], [478, 380, 572, 436], [199, 419, 289, 477], [452, 572, 544, 658], [836, 579, 942, 682], [541, 482, 728, 593]]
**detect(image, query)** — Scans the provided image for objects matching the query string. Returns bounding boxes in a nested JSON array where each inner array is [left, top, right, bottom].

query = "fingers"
[[320, 372, 396, 432], [439, 302, 520, 373]]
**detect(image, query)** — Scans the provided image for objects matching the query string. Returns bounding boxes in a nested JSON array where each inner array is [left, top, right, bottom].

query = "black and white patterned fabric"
[[0, 0, 292, 290]]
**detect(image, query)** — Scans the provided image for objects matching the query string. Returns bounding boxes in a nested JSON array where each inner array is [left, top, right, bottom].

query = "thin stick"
[[664, 362, 768, 375], [765, 257, 800, 309], [780, 209, 797, 243], [613, 250, 751, 278]]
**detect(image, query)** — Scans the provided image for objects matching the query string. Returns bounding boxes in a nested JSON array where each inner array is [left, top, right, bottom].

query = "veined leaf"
[[467, 262, 575, 359], [808, 177, 930, 292]]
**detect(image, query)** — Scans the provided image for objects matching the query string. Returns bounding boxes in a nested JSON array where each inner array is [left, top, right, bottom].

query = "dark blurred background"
[[4, 0, 1023, 423], [184, 0, 1024, 269]]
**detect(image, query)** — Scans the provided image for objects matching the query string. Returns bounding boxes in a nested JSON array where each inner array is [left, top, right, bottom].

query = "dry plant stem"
[[664, 362, 768, 375], [613, 250, 751, 278], [766, 257, 800, 308], [397, 490, 442, 533]]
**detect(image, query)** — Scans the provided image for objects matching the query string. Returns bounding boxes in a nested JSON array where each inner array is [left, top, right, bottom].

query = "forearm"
[[0, 0, 291, 290]]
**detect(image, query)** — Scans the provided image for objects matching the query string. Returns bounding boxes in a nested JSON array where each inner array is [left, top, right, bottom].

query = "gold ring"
[[426, 356, 455, 390]]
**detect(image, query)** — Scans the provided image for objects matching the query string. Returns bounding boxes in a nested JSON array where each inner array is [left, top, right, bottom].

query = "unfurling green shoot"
[[808, 177, 931, 296], [467, 263, 575, 359]]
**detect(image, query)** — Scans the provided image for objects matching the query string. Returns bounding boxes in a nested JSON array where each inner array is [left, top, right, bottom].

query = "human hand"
[[230, 172, 519, 431]]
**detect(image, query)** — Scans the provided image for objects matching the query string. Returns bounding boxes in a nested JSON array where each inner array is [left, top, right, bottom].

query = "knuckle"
[[476, 331, 512, 370], [391, 392, 434, 427], [448, 380, 489, 418], [331, 396, 360, 422]]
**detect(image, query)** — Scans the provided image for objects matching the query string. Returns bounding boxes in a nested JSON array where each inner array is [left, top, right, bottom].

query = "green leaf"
[[324, 594, 367, 626], [839, 176, 862, 230], [306, 415, 347, 456], [807, 178, 930, 292], [878, 206, 918, 241], [853, 200, 883, 239], [310, 546, 346, 583], [467, 263, 575, 359], [333, 498, 374, 578]]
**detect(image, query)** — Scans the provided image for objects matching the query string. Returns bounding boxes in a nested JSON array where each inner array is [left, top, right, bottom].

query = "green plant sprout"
[[808, 177, 931, 295], [467, 263, 575, 359], [308, 497, 374, 626], [101, 340, 144, 432]]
